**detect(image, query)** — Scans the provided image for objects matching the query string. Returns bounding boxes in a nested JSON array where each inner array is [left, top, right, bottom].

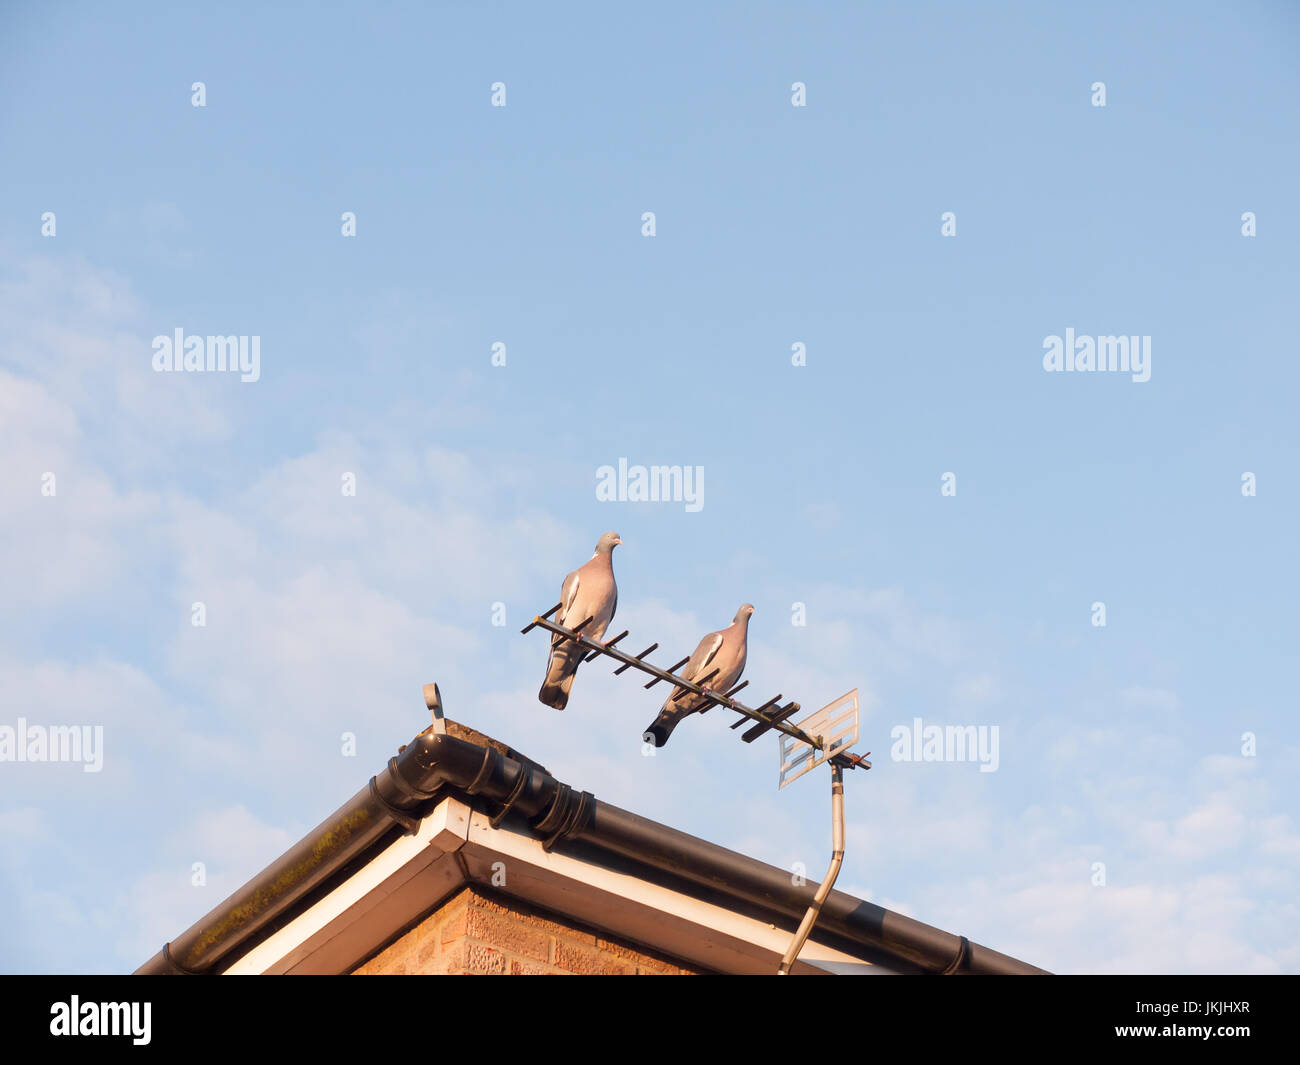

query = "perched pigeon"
[[538, 532, 622, 710], [643, 603, 753, 748]]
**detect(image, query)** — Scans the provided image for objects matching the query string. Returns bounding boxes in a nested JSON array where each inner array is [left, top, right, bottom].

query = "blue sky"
[[1, 1, 1297, 973]]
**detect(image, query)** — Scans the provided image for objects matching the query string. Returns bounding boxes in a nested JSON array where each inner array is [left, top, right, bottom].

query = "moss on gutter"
[[183, 805, 375, 967]]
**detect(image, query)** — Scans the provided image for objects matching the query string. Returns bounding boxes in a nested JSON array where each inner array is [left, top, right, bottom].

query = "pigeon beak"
[[614, 537, 623, 546]]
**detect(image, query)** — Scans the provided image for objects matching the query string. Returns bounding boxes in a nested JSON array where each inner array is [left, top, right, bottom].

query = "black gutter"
[[136, 730, 1048, 975]]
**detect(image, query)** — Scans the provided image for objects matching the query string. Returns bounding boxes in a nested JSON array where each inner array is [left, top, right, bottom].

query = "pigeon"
[[538, 532, 622, 710], [643, 603, 753, 748]]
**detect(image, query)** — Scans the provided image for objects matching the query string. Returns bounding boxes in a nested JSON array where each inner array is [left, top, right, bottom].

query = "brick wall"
[[353, 886, 699, 975]]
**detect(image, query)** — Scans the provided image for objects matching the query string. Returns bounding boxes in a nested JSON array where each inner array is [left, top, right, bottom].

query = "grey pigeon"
[[643, 603, 753, 747], [538, 532, 622, 710]]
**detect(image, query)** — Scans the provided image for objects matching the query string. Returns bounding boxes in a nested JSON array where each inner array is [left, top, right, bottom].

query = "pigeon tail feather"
[[538, 678, 569, 710], [643, 712, 682, 748], [539, 649, 580, 709]]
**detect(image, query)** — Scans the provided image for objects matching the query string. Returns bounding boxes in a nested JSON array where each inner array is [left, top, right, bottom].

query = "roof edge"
[[136, 729, 1049, 975]]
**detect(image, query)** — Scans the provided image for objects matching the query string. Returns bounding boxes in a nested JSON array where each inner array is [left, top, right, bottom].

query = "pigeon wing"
[[552, 568, 581, 647], [667, 631, 723, 707]]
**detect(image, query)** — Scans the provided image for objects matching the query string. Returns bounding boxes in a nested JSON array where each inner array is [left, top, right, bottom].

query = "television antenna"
[[523, 602, 871, 974]]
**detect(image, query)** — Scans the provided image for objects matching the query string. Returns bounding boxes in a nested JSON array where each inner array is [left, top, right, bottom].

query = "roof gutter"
[[136, 730, 1047, 975]]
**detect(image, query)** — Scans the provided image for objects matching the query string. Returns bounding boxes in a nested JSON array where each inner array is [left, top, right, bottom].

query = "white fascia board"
[[223, 795, 890, 975], [223, 797, 472, 975], [458, 807, 879, 975]]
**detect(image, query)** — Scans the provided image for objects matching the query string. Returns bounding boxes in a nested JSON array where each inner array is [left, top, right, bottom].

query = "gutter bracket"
[[161, 941, 205, 976], [941, 935, 970, 975], [532, 783, 596, 852], [368, 775, 421, 835], [488, 762, 531, 829], [543, 789, 594, 852], [465, 746, 498, 795]]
